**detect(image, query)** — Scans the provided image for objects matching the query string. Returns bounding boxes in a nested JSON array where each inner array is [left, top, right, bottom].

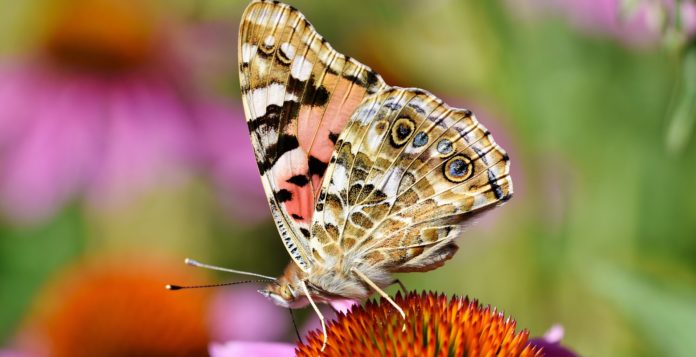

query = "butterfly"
[[239, 0, 512, 348]]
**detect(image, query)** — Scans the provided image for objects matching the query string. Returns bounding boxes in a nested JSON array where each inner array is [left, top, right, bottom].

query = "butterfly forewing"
[[239, 0, 386, 271]]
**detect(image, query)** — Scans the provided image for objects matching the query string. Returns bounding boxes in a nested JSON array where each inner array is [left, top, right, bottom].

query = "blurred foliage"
[[0, 206, 85, 340], [1, 1, 696, 356], [666, 42, 696, 153]]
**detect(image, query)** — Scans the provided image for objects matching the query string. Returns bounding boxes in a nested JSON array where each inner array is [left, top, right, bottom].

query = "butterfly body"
[[262, 260, 381, 309], [240, 0, 512, 312]]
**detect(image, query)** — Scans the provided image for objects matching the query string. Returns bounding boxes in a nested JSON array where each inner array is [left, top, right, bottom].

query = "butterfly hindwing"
[[239, 0, 386, 271], [310, 88, 512, 272]]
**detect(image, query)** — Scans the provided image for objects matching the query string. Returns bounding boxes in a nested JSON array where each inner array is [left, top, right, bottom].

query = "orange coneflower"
[[297, 292, 541, 357], [209, 291, 577, 357], [15, 257, 211, 357]]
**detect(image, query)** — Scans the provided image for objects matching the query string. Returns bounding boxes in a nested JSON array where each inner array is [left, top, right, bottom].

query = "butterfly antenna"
[[183, 258, 277, 281], [289, 308, 303, 344], [166, 279, 274, 291]]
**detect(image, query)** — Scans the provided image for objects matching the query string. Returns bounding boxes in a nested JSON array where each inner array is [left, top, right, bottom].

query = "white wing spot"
[[291, 56, 313, 81], [241, 43, 258, 64], [381, 168, 403, 196], [355, 104, 378, 125], [472, 192, 490, 210], [251, 7, 272, 24], [270, 147, 307, 178], [280, 42, 296, 59], [264, 35, 275, 47], [249, 83, 296, 118], [331, 164, 348, 191]]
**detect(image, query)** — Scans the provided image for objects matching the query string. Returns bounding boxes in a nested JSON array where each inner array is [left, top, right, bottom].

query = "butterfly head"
[[259, 280, 305, 308], [258, 263, 308, 309]]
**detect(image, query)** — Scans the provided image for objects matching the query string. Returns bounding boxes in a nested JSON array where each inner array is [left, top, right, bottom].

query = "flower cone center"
[[44, 0, 158, 73]]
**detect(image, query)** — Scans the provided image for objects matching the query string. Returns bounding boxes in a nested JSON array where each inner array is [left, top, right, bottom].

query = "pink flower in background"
[[528, 325, 578, 357], [209, 341, 295, 357], [207, 285, 311, 356], [208, 286, 289, 343], [209, 298, 356, 357], [0, 0, 267, 224], [509, 0, 696, 46], [196, 101, 272, 223], [208, 285, 357, 345], [208, 295, 298, 357]]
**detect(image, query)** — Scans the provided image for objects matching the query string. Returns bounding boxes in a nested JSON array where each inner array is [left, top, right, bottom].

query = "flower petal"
[[208, 286, 289, 342], [0, 349, 26, 357], [193, 99, 269, 223], [0, 66, 103, 222], [528, 338, 578, 357], [88, 73, 194, 207], [209, 341, 295, 357], [329, 299, 358, 314], [543, 324, 565, 344], [528, 324, 578, 357]]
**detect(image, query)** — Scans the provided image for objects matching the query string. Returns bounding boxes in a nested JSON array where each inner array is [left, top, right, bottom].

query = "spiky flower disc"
[[297, 292, 542, 357]]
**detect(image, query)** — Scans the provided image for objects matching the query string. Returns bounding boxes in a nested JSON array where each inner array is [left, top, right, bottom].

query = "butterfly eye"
[[281, 285, 294, 300], [390, 117, 415, 147], [443, 155, 473, 183]]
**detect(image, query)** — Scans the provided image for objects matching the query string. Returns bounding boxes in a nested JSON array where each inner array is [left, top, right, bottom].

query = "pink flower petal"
[[684, 2, 696, 36], [0, 350, 26, 357], [529, 324, 577, 357], [88, 73, 194, 207], [193, 99, 269, 223], [208, 286, 289, 343], [0, 63, 35, 143], [0, 17, 269, 224], [543, 324, 565, 344], [0, 67, 103, 222], [209, 341, 295, 357], [329, 299, 358, 314], [508, 0, 695, 47]]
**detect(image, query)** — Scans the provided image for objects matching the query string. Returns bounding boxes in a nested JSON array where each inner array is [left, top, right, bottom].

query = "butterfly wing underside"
[[309, 88, 513, 274], [239, 0, 386, 271]]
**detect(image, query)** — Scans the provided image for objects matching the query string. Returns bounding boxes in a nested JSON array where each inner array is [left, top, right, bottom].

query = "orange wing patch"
[[239, 0, 385, 270]]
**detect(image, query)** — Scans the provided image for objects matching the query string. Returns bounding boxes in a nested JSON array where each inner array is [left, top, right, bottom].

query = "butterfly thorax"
[[261, 260, 393, 308], [306, 266, 372, 301]]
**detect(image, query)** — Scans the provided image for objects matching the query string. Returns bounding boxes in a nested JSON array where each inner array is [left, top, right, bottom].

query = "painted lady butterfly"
[[240, 0, 512, 347]]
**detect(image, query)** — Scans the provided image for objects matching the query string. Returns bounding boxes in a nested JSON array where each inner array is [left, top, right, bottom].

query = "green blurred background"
[[1, 0, 695, 356]]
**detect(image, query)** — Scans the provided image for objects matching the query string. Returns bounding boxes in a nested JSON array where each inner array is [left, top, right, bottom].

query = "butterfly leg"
[[351, 268, 406, 328], [299, 280, 328, 351], [391, 279, 407, 294]]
